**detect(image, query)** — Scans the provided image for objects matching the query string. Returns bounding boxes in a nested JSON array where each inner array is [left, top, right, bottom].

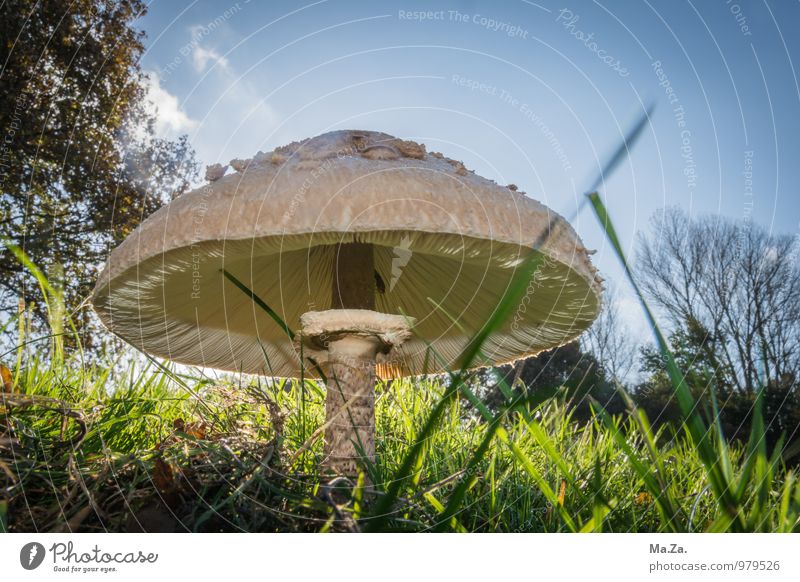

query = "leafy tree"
[[634, 320, 732, 430], [0, 0, 198, 347]]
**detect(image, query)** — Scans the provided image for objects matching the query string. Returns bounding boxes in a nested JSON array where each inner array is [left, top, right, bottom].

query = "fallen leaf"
[[1, 364, 13, 392], [153, 458, 177, 497], [173, 418, 207, 439]]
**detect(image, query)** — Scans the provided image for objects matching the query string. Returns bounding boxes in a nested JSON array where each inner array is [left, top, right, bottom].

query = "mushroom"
[[92, 130, 601, 479]]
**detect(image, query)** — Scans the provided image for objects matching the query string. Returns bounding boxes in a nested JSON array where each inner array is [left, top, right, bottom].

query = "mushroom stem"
[[332, 242, 375, 310], [325, 242, 377, 477], [322, 334, 381, 477], [299, 310, 414, 480]]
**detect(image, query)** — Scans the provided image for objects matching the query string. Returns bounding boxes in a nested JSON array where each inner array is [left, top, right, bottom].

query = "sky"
[[135, 0, 800, 343]]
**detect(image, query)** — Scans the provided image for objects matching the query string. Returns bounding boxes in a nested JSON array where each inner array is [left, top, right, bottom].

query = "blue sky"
[[136, 0, 800, 341]]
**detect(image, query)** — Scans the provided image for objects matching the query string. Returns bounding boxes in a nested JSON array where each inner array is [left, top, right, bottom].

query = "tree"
[[0, 0, 198, 347], [634, 208, 800, 449], [637, 208, 800, 394]]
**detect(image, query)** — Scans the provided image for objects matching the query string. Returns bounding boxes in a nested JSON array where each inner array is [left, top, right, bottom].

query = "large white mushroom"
[[92, 130, 602, 478]]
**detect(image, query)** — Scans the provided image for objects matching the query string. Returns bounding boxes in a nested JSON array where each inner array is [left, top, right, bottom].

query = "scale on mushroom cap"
[[92, 117, 650, 478]]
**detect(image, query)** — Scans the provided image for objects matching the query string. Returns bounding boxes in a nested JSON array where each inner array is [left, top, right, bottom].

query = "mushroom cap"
[[92, 130, 602, 378]]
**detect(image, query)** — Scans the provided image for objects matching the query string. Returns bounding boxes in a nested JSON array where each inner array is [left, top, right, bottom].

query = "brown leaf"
[[1, 364, 13, 393], [186, 422, 207, 439], [152, 458, 176, 496], [173, 418, 207, 439]]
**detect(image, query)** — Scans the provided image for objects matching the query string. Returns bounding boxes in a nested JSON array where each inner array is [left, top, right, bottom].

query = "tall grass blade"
[[586, 104, 654, 193]]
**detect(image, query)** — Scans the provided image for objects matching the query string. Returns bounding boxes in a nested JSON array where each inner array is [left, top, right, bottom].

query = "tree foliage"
[[0, 0, 198, 345]]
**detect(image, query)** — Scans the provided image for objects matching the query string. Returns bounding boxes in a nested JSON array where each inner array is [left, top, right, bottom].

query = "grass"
[[1, 343, 798, 532]]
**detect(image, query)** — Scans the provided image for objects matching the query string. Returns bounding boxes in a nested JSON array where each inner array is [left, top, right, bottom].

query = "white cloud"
[[192, 45, 230, 73], [187, 25, 230, 73], [144, 73, 197, 137]]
